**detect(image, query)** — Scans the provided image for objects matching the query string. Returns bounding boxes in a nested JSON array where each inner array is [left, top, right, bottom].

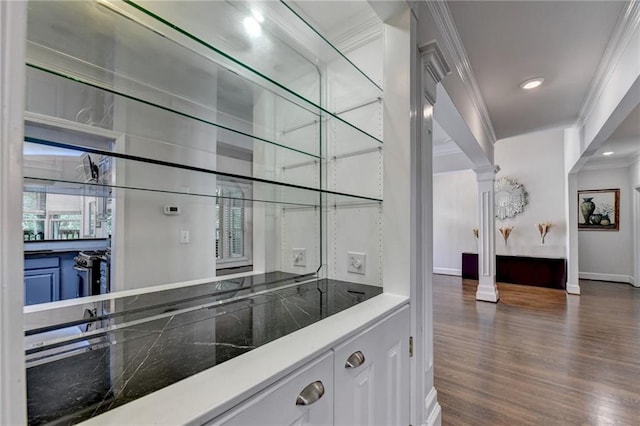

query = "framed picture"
[[578, 188, 620, 231]]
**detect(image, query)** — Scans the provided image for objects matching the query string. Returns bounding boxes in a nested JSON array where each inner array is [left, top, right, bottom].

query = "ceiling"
[[447, 1, 627, 141], [440, 0, 639, 172], [586, 103, 640, 168]]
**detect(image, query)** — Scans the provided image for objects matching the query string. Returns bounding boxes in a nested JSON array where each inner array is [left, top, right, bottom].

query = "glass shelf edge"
[[278, 0, 383, 92], [25, 138, 383, 204]]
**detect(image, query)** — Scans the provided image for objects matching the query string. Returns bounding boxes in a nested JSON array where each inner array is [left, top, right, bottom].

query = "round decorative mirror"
[[495, 178, 528, 220]]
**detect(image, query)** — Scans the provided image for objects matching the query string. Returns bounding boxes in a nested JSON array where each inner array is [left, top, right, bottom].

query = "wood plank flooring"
[[433, 275, 640, 425]]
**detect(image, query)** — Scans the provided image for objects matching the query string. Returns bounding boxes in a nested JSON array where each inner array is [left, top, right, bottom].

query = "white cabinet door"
[[333, 306, 410, 426], [211, 352, 334, 426]]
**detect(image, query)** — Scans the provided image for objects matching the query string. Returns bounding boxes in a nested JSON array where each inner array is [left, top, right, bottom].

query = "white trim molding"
[[333, 15, 383, 53], [433, 267, 461, 276], [0, 1, 27, 424], [578, 0, 640, 127], [419, 41, 452, 105], [579, 272, 634, 284], [424, 0, 497, 145], [424, 387, 442, 426]]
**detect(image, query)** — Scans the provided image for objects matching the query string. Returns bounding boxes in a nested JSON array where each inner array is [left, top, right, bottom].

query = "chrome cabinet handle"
[[345, 351, 366, 369], [296, 381, 325, 406]]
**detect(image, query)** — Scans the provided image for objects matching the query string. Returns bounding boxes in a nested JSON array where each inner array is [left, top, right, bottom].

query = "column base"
[[566, 283, 581, 295], [476, 275, 499, 302]]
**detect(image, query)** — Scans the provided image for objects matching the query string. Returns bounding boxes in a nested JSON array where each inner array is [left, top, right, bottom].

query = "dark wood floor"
[[433, 275, 640, 425]]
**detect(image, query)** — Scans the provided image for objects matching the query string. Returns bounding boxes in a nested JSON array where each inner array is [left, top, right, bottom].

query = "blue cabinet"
[[25, 267, 61, 305], [24, 256, 61, 305]]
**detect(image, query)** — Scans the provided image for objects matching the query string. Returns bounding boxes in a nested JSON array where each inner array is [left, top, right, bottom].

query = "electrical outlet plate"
[[292, 248, 306, 267], [347, 252, 366, 275], [180, 230, 189, 244]]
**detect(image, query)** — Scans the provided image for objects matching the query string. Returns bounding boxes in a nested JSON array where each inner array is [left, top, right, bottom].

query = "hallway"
[[433, 275, 640, 425]]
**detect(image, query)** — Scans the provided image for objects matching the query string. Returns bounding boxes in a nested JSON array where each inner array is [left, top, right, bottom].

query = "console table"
[[461, 253, 566, 289]]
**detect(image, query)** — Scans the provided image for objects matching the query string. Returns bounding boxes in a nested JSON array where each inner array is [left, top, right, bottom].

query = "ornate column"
[[474, 165, 500, 302], [415, 40, 450, 426]]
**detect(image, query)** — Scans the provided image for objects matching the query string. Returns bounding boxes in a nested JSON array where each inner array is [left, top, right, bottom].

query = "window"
[[22, 191, 109, 241], [49, 213, 81, 239], [216, 181, 252, 268]]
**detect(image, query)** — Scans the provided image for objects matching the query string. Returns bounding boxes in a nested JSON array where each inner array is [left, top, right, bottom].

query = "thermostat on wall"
[[164, 205, 181, 215]]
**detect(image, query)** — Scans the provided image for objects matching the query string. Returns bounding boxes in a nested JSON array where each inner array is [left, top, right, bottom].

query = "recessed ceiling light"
[[602, 151, 614, 156], [520, 77, 544, 90], [251, 9, 265, 23], [243, 16, 262, 37]]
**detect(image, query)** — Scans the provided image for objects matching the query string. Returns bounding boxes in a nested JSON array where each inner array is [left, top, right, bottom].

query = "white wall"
[[327, 33, 384, 286], [433, 170, 477, 275], [114, 99, 218, 290], [576, 167, 633, 283], [494, 128, 566, 258]]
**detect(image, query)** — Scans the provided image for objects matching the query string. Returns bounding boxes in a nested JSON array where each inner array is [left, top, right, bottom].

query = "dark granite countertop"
[[25, 273, 382, 425]]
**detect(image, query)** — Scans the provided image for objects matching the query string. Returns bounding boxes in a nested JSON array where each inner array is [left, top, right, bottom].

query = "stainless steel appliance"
[[73, 250, 110, 297]]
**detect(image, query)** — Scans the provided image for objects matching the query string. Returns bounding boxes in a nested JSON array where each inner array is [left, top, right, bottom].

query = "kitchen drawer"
[[25, 256, 60, 270], [210, 351, 334, 426]]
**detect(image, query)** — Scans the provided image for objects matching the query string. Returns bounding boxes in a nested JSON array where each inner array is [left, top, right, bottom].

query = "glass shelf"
[[123, 0, 383, 136], [21, 1, 386, 422], [25, 0, 383, 163], [23, 139, 382, 208], [25, 48, 322, 160]]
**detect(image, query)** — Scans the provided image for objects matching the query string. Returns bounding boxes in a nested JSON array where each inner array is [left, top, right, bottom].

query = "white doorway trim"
[[23, 112, 126, 294], [633, 185, 640, 287], [1, 2, 27, 423]]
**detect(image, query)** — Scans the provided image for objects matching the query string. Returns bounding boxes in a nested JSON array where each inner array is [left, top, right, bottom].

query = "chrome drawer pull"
[[345, 351, 365, 369], [296, 381, 325, 406]]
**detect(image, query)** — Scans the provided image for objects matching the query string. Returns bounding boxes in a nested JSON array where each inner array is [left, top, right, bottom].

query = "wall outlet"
[[292, 248, 306, 267], [347, 252, 366, 275], [180, 230, 190, 244]]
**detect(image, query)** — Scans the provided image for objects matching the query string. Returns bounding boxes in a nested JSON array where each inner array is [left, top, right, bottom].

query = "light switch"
[[347, 252, 366, 275], [292, 248, 306, 267], [180, 230, 190, 244]]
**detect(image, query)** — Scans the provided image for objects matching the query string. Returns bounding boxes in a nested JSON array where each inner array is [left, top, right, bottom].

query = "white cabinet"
[[209, 306, 409, 426], [211, 352, 334, 426], [333, 306, 410, 426]]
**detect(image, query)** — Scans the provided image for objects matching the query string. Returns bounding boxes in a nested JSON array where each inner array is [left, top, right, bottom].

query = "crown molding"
[[577, 0, 640, 126], [419, 41, 452, 104], [333, 15, 383, 53], [425, 0, 497, 145]]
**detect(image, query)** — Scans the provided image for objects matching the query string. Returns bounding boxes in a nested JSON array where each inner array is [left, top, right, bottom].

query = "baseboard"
[[424, 387, 442, 426], [579, 272, 633, 284], [566, 283, 581, 295], [433, 267, 461, 276]]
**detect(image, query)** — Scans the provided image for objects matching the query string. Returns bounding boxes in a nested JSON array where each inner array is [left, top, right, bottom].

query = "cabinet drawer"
[[25, 256, 60, 270], [333, 306, 410, 426], [210, 352, 334, 426]]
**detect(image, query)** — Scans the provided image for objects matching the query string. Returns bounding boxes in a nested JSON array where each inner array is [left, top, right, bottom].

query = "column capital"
[[418, 41, 451, 104], [474, 165, 500, 182]]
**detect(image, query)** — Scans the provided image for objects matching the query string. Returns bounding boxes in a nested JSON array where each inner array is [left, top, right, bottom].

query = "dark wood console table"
[[461, 253, 566, 289]]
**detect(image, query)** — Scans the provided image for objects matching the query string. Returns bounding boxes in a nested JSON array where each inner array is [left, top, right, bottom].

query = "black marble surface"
[[26, 273, 382, 425]]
